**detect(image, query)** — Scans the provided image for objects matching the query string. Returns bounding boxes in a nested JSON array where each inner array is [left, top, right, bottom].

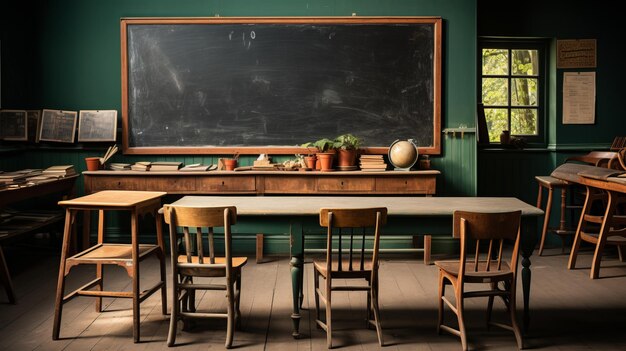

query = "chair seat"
[[435, 260, 513, 283], [313, 259, 373, 278], [178, 255, 248, 267], [535, 175, 569, 188], [177, 256, 247, 277]]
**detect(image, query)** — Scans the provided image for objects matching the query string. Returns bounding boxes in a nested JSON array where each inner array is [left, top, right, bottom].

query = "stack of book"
[[130, 161, 151, 171], [42, 165, 77, 177], [150, 161, 182, 171], [179, 164, 215, 172], [109, 163, 131, 171], [359, 155, 388, 172], [0, 172, 30, 189]]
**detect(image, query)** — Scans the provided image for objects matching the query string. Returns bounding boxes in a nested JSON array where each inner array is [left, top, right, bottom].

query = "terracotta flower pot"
[[304, 155, 317, 169], [337, 149, 357, 167], [85, 157, 101, 171], [317, 153, 334, 171], [224, 159, 237, 171]]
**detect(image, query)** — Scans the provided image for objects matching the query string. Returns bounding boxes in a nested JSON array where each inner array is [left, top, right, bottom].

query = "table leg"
[[289, 221, 304, 338], [0, 245, 16, 304], [520, 218, 538, 334]]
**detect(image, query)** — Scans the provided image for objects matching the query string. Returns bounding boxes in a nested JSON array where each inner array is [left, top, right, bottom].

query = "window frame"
[[478, 38, 549, 146]]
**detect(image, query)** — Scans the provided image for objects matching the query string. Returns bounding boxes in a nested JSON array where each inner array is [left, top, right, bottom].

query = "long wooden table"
[[167, 196, 543, 337]]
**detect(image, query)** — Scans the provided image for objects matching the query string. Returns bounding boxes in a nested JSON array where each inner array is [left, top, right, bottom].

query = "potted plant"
[[300, 143, 318, 169], [334, 134, 361, 167], [223, 152, 239, 171], [303, 138, 336, 171]]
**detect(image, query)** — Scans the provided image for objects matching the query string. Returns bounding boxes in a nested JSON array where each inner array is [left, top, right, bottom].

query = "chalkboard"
[[121, 17, 441, 155], [78, 110, 118, 142], [0, 110, 28, 141], [39, 109, 77, 143]]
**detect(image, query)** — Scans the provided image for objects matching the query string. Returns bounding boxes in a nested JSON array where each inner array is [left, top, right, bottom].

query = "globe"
[[388, 140, 418, 170]]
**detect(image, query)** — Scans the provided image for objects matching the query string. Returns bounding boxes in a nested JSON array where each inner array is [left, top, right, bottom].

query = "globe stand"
[[388, 139, 419, 171]]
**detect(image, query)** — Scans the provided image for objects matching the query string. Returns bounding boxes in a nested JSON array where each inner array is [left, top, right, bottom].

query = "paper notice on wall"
[[563, 72, 596, 124]]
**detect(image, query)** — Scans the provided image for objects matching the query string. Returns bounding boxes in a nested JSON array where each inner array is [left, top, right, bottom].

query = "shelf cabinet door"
[[317, 177, 375, 193], [196, 176, 256, 193], [375, 176, 435, 194], [264, 176, 316, 194]]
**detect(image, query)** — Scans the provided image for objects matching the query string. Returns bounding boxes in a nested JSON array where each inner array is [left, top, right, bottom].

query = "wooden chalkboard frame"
[[121, 17, 442, 155]]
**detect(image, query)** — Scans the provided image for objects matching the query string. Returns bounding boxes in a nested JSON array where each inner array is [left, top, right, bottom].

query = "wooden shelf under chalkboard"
[[83, 170, 440, 196]]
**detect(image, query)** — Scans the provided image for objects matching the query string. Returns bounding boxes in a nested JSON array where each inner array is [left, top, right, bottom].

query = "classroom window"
[[479, 40, 547, 144]]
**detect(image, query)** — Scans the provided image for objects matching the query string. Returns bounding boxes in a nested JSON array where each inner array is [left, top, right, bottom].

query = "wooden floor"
[[1, 241, 626, 350]]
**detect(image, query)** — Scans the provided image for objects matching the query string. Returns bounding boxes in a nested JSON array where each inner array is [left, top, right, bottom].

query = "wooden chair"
[[436, 211, 523, 351], [162, 205, 247, 349], [567, 184, 626, 279], [314, 207, 387, 348]]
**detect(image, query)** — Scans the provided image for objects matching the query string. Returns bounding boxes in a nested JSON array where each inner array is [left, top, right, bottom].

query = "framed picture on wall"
[[27, 110, 41, 143], [0, 110, 28, 141], [39, 109, 77, 143], [77, 110, 118, 142]]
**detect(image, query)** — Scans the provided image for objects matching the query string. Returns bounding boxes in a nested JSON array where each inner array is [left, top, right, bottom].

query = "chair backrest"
[[319, 208, 387, 273], [566, 151, 618, 168], [163, 205, 237, 269], [453, 210, 521, 279]]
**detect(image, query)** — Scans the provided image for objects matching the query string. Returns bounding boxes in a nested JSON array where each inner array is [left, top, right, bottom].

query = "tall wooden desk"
[[53, 190, 167, 343], [0, 175, 78, 304], [167, 196, 543, 337]]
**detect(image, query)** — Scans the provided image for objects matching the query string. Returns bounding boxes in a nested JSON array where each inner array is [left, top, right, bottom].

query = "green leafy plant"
[[301, 138, 336, 153], [334, 134, 361, 150]]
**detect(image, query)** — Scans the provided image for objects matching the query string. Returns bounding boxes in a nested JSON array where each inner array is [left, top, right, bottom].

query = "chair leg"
[[188, 276, 196, 312], [618, 245, 625, 262], [159, 253, 168, 316], [0, 246, 16, 304], [53, 210, 74, 340], [235, 271, 242, 330], [590, 192, 617, 279], [455, 289, 468, 351], [508, 286, 524, 349], [486, 282, 497, 329], [132, 267, 140, 343], [366, 284, 372, 329], [538, 187, 553, 256], [95, 263, 103, 312], [225, 284, 235, 349], [371, 276, 384, 347], [314, 268, 321, 325], [167, 276, 179, 347], [436, 270, 445, 334], [325, 284, 333, 349]]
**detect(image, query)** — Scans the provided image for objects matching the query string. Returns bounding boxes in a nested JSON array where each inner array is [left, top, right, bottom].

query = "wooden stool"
[[535, 176, 576, 255], [52, 190, 168, 343]]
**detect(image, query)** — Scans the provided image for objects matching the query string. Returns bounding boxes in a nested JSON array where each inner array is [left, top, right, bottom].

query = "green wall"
[[478, 0, 621, 149], [2, 0, 478, 197], [1, 1, 477, 252], [477, 0, 621, 246]]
